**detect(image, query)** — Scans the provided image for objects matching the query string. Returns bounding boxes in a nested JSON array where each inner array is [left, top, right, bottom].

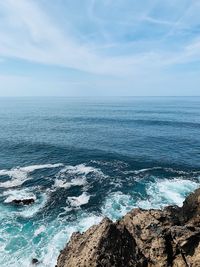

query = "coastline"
[[56, 188, 200, 267]]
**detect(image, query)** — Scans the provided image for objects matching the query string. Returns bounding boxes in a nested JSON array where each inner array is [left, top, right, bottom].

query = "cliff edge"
[[56, 188, 200, 267]]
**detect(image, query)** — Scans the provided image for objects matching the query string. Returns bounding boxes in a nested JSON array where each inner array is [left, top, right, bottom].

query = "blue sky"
[[0, 0, 200, 96]]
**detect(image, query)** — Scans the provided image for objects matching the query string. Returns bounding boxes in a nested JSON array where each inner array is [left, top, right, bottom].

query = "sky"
[[0, 0, 200, 96]]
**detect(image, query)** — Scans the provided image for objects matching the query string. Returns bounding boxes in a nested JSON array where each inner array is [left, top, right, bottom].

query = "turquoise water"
[[0, 97, 200, 266]]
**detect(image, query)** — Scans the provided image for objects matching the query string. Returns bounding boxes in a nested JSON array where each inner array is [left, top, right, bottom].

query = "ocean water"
[[0, 96, 200, 266]]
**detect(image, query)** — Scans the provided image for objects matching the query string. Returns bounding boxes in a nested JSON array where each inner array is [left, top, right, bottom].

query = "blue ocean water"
[[0, 96, 200, 266]]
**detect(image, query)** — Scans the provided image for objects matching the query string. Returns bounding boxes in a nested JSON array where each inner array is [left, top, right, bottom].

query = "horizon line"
[[0, 95, 200, 98]]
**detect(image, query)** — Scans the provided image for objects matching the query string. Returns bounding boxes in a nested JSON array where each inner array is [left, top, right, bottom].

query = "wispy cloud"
[[0, 0, 200, 95]]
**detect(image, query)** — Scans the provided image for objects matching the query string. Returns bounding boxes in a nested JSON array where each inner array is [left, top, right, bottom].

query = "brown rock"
[[181, 188, 200, 226], [57, 218, 147, 267], [56, 188, 200, 267]]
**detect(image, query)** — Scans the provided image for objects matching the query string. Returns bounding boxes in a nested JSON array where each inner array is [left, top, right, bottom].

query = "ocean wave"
[[102, 177, 200, 220], [67, 192, 90, 208], [18, 163, 63, 173], [58, 164, 103, 176], [54, 177, 87, 189], [0, 163, 62, 188], [137, 178, 199, 209], [54, 163, 106, 189], [101, 192, 134, 220]]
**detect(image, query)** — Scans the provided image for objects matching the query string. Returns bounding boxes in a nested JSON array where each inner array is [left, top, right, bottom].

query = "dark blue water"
[[0, 97, 200, 266]]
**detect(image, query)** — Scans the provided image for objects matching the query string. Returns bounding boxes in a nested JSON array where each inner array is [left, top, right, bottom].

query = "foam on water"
[[1, 188, 48, 218], [0, 164, 62, 188], [41, 213, 103, 267], [0, 168, 29, 188], [132, 167, 162, 174], [19, 164, 63, 173], [34, 225, 46, 237], [54, 163, 106, 189], [4, 212, 102, 267], [62, 164, 101, 175], [54, 177, 87, 189], [19, 193, 48, 218], [102, 178, 200, 221], [3, 189, 36, 203], [67, 192, 90, 208], [101, 192, 134, 220], [137, 178, 199, 209]]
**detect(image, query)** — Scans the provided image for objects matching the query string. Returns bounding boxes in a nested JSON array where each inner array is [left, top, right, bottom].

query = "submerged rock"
[[57, 188, 200, 267], [12, 198, 35, 205]]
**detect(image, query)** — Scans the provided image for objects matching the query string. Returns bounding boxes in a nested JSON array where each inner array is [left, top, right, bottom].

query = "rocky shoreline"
[[56, 188, 200, 267]]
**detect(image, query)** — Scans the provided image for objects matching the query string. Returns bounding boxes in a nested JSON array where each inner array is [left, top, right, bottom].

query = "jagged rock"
[[12, 198, 35, 205], [56, 188, 200, 267], [181, 188, 200, 226], [57, 218, 147, 267]]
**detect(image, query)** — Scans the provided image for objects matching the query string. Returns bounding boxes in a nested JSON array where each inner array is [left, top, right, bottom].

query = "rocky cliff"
[[56, 188, 200, 267]]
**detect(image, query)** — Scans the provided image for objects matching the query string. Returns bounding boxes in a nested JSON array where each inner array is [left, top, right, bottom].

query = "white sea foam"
[[101, 191, 134, 220], [20, 163, 63, 173], [41, 213, 103, 267], [67, 192, 90, 208], [19, 193, 48, 218], [132, 167, 162, 174], [78, 214, 103, 231], [102, 178, 200, 221], [0, 163, 62, 188], [54, 163, 104, 189], [137, 178, 199, 209], [54, 177, 87, 189], [34, 225, 46, 237], [62, 164, 100, 175], [3, 189, 36, 203], [0, 168, 28, 188], [2, 188, 49, 218]]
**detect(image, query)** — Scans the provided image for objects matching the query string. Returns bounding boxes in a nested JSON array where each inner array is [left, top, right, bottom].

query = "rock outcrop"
[[56, 188, 200, 267], [12, 198, 35, 205]]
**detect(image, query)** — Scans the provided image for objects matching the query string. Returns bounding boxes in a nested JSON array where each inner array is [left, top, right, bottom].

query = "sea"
[[0, 96, 199, 266]]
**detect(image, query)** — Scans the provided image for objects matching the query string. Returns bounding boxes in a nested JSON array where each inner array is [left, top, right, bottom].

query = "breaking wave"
[[67, 192, 90, 208], [0, 164, 62, 188], [102, 177, 200, 220]]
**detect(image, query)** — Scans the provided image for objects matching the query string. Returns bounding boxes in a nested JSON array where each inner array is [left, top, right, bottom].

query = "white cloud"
[[0, 0, 199, 79]]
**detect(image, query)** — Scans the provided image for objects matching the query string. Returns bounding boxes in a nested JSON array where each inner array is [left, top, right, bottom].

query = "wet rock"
[[12, 198, 35, 205], [32, 258, 39, 264], [56, 188, 200, 267]]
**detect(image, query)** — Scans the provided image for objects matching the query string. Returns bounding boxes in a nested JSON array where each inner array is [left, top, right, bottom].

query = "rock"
[[56, 188, 200, 267], [57, 218, 147, 267], [32, 258, 39, 265], [12, 198, 35, 205], [181, 188, 200, 226], [170, 226, 200, 266]]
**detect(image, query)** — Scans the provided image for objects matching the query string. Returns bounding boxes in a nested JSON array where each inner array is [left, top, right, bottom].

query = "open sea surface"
[[0, 97, 200, 266]]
